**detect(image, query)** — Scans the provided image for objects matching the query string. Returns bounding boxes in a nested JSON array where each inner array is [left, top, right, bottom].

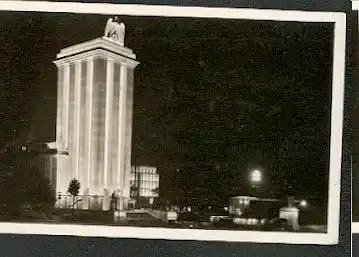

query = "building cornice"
[[53, 48, 140, 68], [56, 37, 136, 60]]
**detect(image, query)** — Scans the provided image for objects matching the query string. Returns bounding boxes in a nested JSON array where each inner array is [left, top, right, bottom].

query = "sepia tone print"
[[0, 3, 345, 245]]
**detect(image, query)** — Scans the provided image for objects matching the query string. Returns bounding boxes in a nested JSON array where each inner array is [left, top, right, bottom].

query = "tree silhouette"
[[67, 179, 80, 209], [130, 184, 138, 198], [110, 191, 118, 211], [0, 158, 55, 219], [271, 124, 329, 205], [152, 187, 160, 196]]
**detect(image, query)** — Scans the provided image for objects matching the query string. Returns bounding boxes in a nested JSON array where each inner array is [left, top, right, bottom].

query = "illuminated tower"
[[54, 18, 139, 210]]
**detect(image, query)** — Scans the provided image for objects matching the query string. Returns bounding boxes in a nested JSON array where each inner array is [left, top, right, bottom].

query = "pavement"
[[5, 209, 327, 233], [300, 225, 327, 233]]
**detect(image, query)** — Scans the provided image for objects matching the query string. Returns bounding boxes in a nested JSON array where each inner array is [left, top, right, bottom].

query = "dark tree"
[[0, 158, 55, 219], [130, 184, 138, 198], [67, 178, 80, 209], [271, 124, 330, 206], [152, 187, 160, 196]]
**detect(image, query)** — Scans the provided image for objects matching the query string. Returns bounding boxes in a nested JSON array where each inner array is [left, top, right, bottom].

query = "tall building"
[[130, 166, 159, 208], [54, 18, 139, 210]]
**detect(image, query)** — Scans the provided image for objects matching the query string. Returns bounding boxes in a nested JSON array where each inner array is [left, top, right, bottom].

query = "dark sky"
[[0, 11, 333, 203], [352, 10, 359, 221]]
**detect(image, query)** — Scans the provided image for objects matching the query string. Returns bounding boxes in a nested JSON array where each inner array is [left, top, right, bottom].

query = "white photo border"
[[0, 1, 346, 245], [353, 1, 359, 12]]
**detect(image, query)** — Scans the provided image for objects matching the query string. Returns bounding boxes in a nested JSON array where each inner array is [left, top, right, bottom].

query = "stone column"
[[74, 61, 82, 180], [83, 56, 94, 210], [54, 61, 71, 197], [103, 58, 114, 191], [55, 66, 63, 148], [55, 65, 64, 197], [116, 62, 128, 209], [102, 57, 115, 211], [63, 63, 70, 149], [122, 66, 135, 210]]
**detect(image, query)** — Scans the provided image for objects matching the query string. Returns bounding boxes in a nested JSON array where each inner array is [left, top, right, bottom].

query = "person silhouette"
[[111, 191, 117, 211]]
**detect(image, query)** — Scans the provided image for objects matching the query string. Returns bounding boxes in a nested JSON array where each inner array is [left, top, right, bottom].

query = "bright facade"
[[54, 22, 139, 210]]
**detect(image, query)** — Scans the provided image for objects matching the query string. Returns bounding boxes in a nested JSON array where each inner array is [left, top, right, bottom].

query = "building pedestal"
[[82, 188, 90, 209], [103, 189, 111, 211], [279, 206, 300, 231]]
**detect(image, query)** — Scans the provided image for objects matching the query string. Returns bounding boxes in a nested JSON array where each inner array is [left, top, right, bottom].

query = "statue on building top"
[[104, 16, 125, 46]]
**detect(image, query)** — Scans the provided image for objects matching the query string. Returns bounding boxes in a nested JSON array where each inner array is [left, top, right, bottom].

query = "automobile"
[[178, 211, 207, 222], [262, 217, 293, 231], [212, 217, 233, 228]]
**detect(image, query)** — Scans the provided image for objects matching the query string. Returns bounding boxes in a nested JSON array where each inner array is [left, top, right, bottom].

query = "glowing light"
[[300, 200, 308, 208], [235, 208, 242, 216], [252, 218, 259, 225], [251, 169, 262, 183]]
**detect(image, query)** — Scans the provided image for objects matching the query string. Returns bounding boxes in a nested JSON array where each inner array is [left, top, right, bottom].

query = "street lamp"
[[299, 200, 308, 208], [250, 169, 262, 186]]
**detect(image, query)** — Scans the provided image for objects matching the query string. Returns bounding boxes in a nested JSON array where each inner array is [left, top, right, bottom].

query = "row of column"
[[57, 56, 130, 208]]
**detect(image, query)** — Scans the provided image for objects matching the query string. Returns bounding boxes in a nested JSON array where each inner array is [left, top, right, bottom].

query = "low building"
[[0, 142, 57, 193], [130, 166, 159, 208]]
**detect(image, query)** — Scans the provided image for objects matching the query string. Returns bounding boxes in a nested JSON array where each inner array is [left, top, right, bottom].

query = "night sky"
[[0, 11, 333, 208]]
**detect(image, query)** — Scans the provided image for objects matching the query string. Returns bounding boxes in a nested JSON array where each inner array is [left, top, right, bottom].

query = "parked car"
[[262, 218, 293, 231]]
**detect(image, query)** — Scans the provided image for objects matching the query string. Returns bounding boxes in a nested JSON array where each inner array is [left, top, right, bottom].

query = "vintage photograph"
[[0, 2, 345, 245]]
